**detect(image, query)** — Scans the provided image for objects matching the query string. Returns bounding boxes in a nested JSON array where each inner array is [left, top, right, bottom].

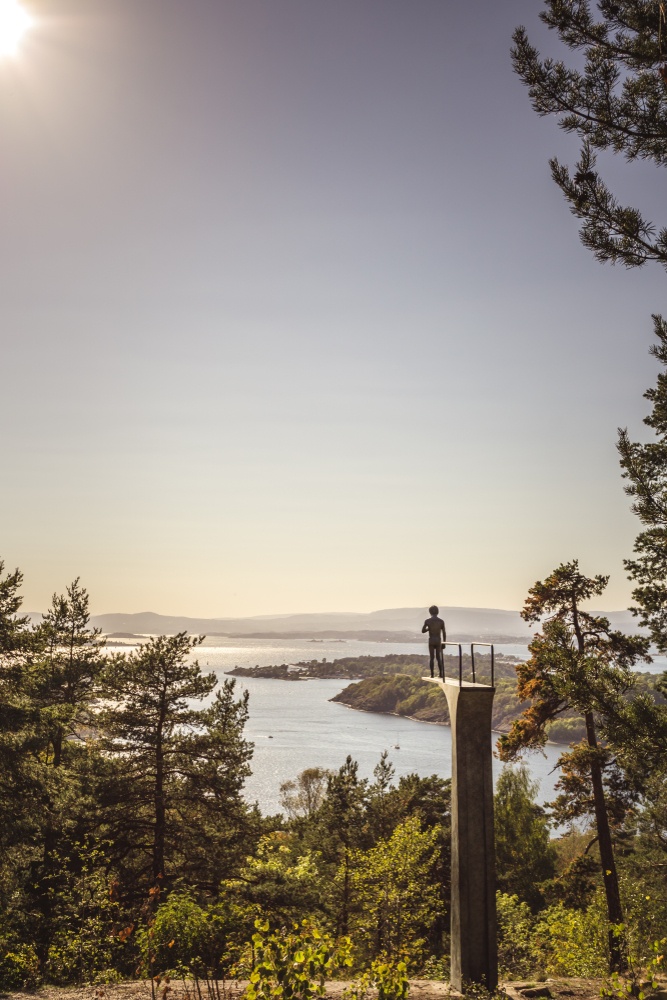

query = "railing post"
[[470, 643, 496, 688]]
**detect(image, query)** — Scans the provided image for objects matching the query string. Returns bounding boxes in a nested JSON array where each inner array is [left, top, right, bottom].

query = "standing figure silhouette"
[[422, 605, 446, 679]]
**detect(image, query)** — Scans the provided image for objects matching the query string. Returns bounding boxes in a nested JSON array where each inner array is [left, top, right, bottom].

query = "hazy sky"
[[1, 0, 665, 616]]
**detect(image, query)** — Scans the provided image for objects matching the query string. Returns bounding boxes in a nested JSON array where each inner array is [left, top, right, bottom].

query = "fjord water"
[[188, 636, 564, 813], [113, 632, 656, 815]]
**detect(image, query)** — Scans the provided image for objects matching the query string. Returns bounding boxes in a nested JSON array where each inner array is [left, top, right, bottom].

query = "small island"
[[225, 653, 439, 680]]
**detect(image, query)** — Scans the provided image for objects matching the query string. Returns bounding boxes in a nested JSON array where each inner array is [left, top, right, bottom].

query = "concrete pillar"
[[425, 678, 498, 991]]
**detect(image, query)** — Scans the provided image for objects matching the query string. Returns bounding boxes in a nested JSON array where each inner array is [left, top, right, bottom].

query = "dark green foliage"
[[513, 1, 667, 269], [100, 633, 254, 889], [0, 563, 43, 854], [546, 851, 601, 910], [619, 316, 667, 652], [228, 655, 430, 680], [40, 842, 134, 985], [494, 766, 557, 911], [25, 580, 108, 970], [613, 317, 667, 776], [138, 888, 244, 982], [0, 561, 30, 653], [620, 317, 667, 651], [222, 831, 326, 933]]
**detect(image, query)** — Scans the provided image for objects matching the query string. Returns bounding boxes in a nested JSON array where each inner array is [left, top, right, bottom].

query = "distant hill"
[[82, 606, 535, 638], [18, 605, 641, 640]]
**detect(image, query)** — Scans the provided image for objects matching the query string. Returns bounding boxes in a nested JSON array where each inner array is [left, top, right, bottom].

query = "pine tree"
[[498, 560, 649, 971], [35, 578, 106, 769], [315, 756, 369, 936], [28, 579, 107, 969], [0, 561, 29, 655], [0, 561, 39, 850], [100, 633, 253, 889], [513, 0, 667, 269], [611, 315, 667, 774], [619, 315, 667, 650]]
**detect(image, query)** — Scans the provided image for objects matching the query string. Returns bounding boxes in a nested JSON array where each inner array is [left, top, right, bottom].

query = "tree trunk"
[[340, 847, 350, 937], [153, 717, 165, 882], [585, 711, 626, 973], [36, 733, 63, 971], [53, 729, 62, 768]]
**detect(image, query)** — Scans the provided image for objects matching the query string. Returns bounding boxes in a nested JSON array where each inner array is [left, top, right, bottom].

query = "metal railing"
[[470, 642, 495, 688], [432, 642, 495, 687], [438, 642, 463, 683]]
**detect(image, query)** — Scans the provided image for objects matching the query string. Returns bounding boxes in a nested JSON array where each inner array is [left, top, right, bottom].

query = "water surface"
[[112, 635, 657, 817]]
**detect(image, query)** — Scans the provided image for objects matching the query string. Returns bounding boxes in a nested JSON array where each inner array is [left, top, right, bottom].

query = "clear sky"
[[1, 0, 665, 617]]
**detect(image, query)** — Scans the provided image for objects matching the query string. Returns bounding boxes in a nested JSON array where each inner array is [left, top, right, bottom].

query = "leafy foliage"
[[222, 832, 325, 929], [345, 816, 442, 969], [43, 843, 130, 985], [343, 956, 410, 1000], [138, 888, 241, 983], [496, 893, 539, 979], [494, 766, 556, 910], [244, 919, 352, 1000], [280, 768, 332, 821]]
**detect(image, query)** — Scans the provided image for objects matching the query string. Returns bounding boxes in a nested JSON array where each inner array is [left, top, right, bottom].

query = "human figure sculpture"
[[422, 605, 446, 679]]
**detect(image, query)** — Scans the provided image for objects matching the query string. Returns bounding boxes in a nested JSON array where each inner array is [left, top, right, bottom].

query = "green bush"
[[496, 892, 538, 979], [343, 956, 410, 1000], [138, 889, 241, 980], [244, 919, 353, 1000], [45, 845, 133, 985], [496, 890, 610, 979], [0, 943, 40, 991], [533, 900, 608, 977]]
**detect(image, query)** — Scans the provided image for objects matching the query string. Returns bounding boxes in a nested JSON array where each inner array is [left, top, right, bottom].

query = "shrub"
[[45, 845, 133, 985], [244, 919, 353, 1000], [496, 892, 538, 979], [343, 956, 410, 1000], [533, 900, 607, 977], [0, 943, 40, 991], [138, 889, 241, 981]]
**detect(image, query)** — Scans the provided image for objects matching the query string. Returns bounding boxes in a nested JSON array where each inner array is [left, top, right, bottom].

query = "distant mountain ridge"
[[24, 605, 643, 639]]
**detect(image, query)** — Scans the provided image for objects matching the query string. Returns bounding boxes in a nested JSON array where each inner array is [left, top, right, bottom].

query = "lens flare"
[[0, 0, 32, 58]]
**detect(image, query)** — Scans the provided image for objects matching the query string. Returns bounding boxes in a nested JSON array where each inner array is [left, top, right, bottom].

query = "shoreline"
[[331, 698, 566, 746]]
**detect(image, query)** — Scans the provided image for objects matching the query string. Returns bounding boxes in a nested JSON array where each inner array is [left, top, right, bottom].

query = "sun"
[[0, 0, 32, 58]]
